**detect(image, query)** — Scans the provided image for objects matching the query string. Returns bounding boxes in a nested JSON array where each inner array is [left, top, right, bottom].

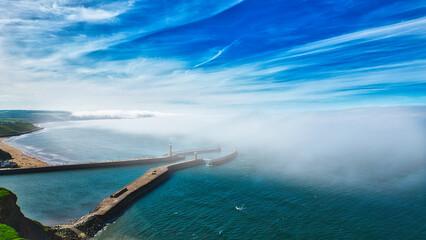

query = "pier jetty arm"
[[58, 158, 205, 239], [0, 155, 184, 175], [172, 146, 221, 156], [209, 149, 238, 166], [51, 147, 237, 239], [0, 146, 221, 175]]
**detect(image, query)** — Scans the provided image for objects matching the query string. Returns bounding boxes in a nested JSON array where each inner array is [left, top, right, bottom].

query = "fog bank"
[[72, 107, 426, 191]]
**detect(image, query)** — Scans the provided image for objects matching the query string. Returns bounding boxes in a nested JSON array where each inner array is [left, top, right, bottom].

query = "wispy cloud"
[[0, 0, 424, 112], [38, 2, 127, 23], [283, 17, 426, 59], [193, 39, 238, 68]]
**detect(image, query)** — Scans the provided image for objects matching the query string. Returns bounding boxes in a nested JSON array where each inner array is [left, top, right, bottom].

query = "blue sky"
[[0, 0, 425, 113]]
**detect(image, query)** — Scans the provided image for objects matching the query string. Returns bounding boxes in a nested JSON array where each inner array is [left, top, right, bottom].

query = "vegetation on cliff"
[[0, 110, 70, 137], [0, 187, 60, 240], [0, 122, 39, 137], [0, 188, 12, 203], [0, 224, 27, 240], [0, 110, 71, 124], [0, 189, 26, 239]]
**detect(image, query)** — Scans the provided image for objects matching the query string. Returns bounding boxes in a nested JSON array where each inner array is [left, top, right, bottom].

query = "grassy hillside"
[[0, 110, 71, 137], [0, 122, 39, 137], [0, 189, 27, 239], [0, 110, 71, 124], [0, 223, 26, 240]]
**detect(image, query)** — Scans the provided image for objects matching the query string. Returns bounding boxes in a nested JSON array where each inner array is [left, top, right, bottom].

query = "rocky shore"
[[0, 187, 60, 240]]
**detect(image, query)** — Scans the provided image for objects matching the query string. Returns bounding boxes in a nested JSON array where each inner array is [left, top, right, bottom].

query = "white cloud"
[[287, 17, 426, 55], [0, 1, 424, 112], [39, 3, 125, 23]]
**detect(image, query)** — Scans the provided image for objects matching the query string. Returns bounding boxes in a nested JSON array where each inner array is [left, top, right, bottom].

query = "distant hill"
[[0, 122, 41, 137], [0, 110, 71, 124], [0, 110, 70, 137], [0, 110, 155, 137], [0, 110, 156, 123]]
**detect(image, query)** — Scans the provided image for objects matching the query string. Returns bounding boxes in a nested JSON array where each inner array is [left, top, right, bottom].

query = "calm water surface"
[[1, 120, 424, 239]]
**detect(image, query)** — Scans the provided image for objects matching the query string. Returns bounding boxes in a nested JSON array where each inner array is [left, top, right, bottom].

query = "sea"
[[1, 118, 425, 239]]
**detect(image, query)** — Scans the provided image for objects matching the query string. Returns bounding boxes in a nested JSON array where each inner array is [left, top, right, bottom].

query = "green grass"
[[31, 220, 51, 232], [0, 110, 71, 124], [0, 187, 12, 204], [0, 224, 27, 240], [0, 122, 38, 137], [0, 188, 11, 198], [0, 110, 72, 137]]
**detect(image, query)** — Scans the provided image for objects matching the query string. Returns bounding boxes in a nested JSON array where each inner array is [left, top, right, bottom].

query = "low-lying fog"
[[72, 106, 426, 192]]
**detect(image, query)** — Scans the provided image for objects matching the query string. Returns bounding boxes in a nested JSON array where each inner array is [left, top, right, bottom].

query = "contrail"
[[194, 39, 238, 68]]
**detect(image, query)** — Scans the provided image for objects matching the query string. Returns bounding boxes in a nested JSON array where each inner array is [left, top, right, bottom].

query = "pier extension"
[[0, 155, 184, 175], [58, 158, 205, 239], [209, 149, 238, 166], [0, 146, 221, 175]]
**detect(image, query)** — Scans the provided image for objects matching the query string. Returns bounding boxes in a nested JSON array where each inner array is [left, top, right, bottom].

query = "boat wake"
[[235, 204, 246, 211]]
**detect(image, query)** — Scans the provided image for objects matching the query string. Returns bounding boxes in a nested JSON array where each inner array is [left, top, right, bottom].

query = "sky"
[[0, 0, 425, 113]]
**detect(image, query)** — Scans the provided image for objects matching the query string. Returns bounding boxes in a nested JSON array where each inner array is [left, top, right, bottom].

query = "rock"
[[0, 187, 61, 240]]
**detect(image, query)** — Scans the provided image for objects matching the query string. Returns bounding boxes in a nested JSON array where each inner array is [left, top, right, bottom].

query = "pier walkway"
[[173, 146, 221, 156], [0, 146, 221, 175], [0, 155, 183, 175], [57, 150, 239, 239], [208, 149, 238, 166], [59, 158, 205, 238]]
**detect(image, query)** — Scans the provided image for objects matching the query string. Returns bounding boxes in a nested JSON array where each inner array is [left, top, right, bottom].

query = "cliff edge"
[[0, 187, 60, 240]]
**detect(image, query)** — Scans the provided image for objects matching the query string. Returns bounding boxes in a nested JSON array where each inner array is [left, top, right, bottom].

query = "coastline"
[[0, 137, 49, 168], [0, 126, 43, 138]]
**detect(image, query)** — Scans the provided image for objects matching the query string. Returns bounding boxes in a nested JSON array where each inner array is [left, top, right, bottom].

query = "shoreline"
[[0, 137, 50, 168]]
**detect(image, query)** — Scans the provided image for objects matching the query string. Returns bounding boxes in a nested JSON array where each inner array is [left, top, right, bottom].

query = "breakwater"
[[209, 150, 238, 166], [58, 158, 205, 239], [0, 155, 184, 175], [56, 150, 239, 239], [0, 146, 222, 175], [173, 146, 221, 156]]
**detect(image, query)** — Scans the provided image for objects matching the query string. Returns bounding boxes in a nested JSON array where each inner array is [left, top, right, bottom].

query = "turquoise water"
[[1, 120, 425, 239]]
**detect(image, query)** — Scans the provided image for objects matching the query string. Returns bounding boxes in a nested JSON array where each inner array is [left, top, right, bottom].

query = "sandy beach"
[[0, 137, 49, 168]]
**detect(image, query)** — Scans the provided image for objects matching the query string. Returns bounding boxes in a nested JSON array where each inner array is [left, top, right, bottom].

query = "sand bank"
[[0, 137, 49, 168]]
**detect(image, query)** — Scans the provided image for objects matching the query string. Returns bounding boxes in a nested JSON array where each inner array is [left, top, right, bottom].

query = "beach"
[[0, 137, 49, 168]]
